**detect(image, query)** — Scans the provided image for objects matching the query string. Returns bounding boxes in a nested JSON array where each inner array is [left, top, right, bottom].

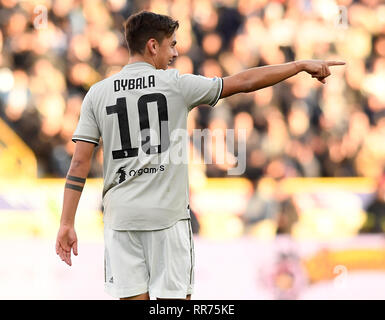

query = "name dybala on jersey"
[[73, 62, 223, 230]]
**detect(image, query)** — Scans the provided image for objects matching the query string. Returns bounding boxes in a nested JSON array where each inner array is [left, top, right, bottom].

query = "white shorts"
[[104, 219, 195, 299]]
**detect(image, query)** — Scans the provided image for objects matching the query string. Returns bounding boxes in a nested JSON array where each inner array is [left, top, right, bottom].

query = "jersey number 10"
[[106, 93, 170, 159]]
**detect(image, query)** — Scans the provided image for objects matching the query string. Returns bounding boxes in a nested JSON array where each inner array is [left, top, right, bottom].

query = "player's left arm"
[[220, 60, 346, 99], [55, 140, 96, 266]]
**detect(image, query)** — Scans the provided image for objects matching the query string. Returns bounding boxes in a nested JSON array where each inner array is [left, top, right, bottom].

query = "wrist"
[[294, 60, 304, 73], [60, 220, 75, 228]]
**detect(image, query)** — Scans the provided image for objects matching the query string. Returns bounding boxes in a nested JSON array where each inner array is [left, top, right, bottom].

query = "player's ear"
[[147, 38, 158, 56]]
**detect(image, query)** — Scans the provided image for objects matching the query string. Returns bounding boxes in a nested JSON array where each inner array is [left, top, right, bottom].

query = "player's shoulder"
[[89, 71, 122, 93], [154, 68, 205, 88], [154, 68, 181, 81], [163, 69, 212, 82]]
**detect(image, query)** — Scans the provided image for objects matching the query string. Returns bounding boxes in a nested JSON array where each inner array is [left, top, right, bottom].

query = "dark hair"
[[124, 11, 179, 55]]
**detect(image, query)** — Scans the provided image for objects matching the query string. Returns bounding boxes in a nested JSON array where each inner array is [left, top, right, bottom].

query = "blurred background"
[[1, 0, 385, 299]]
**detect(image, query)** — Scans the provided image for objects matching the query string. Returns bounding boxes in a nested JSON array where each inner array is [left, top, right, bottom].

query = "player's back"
[[73, 61, 222, 230]]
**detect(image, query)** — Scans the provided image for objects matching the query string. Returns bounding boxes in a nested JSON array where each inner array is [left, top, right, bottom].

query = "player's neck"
[[128, 54, 156, 69]]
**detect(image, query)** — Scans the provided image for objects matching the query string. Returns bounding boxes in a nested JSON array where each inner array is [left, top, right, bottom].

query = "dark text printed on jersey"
[[114, 75, 156, 92]]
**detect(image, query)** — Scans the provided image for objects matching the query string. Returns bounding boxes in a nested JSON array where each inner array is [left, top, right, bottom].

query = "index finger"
[[326, 61, 346, 66]]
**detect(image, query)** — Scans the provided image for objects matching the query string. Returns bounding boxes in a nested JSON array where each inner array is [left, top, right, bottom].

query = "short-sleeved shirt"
[[73, 62, 223, 230]]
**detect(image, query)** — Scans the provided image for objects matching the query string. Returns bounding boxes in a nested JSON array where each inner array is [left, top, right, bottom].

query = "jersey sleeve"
[[176, 72, 223, 111], [72, 88, 100, 145]]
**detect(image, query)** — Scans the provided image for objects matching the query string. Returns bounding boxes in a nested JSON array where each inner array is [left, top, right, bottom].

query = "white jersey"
[[73, 62, 223, 230]]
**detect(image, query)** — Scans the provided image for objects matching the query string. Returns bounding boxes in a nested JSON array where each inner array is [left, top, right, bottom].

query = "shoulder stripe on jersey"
[[210, 77, 223, 107]]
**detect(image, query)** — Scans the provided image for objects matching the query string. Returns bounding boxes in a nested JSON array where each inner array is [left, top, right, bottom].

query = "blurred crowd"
[[0, 0, 385, 185]]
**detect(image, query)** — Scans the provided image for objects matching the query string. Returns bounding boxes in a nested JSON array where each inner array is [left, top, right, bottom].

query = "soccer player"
[[55, 11, 345, 300]]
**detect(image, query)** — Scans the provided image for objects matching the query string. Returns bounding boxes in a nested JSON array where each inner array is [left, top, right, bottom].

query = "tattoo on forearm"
[[66, 175, 86, 184], [65, 183, 84, 192]]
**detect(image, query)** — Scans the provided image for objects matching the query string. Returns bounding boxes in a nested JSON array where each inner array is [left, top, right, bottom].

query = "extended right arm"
[[220, 60, 345, 99]]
